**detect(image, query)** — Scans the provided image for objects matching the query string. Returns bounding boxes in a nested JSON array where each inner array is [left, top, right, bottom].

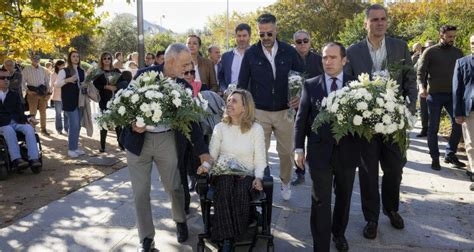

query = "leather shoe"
[[41, 130, 50, 136], [363, 221, 377, 239], [384, 210, 404, 229], [431, 159, 441, 171], [29, 159, 41, 168], [291, 173, 305, 186], [13, 158, 29, 169], [139, 237, 155, 252], [176, 222, 188, 243], [332, 235, 349, 251], [444, 155, 466, 168], [470, 183, 474, 191]]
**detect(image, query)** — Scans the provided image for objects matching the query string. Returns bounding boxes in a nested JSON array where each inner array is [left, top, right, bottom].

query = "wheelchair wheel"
[[0, 163, 7, 180]]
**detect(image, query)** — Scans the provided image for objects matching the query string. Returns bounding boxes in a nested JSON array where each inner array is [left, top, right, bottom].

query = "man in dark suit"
[[294, 42, 360, 252], [453, 34, 474, 191], [122, 43, 210, 251], [219, 23, 251, 92], [344, 4, 417, 239], [291, 30, 324, 186]]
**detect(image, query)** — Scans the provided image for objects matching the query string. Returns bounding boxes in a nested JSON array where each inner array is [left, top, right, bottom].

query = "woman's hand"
[[196, 165, 209, 175], [66, 75, 77, 83], [252, 178, 263, 191]]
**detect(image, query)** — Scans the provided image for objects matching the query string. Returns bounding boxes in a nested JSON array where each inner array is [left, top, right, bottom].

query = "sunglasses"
[[184, 70, 196, 76], [102, 57, 111, 60], [0, 76, 8, 80], [259, 32, 274, 38], [295, 39, 309, 45]]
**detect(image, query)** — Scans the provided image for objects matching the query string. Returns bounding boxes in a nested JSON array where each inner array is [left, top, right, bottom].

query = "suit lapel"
[[360, 41, 374, 73], [385, 37, 393, 66]]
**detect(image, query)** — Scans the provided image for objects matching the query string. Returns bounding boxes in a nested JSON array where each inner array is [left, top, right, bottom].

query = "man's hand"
[[288, 96, 300, 109], [294, 152, 305, 170], [131, 122, 146, 133], [27, 117, 38, 126], [105, 85, 117, 92], [199, 153, 211, 164], [252, 178, 263, 191], [455, 116, 465, 125], [196, 165, 209, 175], [419, 87, 428, 98]]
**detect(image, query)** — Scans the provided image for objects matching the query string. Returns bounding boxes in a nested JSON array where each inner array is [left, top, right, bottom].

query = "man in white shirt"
[[22, 55, 50, 135], [219, 23, 251, 92]]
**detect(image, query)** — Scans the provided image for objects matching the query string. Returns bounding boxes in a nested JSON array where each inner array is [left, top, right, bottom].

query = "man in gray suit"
[[344, 4, 417, 240]]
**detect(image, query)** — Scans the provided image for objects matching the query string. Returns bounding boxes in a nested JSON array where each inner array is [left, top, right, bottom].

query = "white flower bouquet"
[[312, 73, 416, 154], [211, 154, 252, 177], [286, 71, 305, 121], [95, 71, 208, 140]]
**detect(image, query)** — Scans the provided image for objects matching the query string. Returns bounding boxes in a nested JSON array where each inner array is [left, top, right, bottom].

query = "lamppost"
[[137, 0, 145, 68], [226, 0, 229, 50]]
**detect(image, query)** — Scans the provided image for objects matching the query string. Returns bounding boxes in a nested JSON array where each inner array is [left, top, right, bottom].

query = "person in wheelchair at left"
[[197, 89, 266, 250], [0, 69, 41, 169]]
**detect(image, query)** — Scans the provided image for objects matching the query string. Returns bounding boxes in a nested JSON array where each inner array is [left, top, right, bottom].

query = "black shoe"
[[467, 171, 474, 181], [29, 159, 41, 168], [416, 129, 427, 137], [384, 210, 404, 229], [444, 155, 466, 168], [13, 158, 29, 169], [332, 235, 349, 251], [431, 159, 441, 171], [176, 222, 188, 243], [99, 147, 105, 153], [363, 221, 377, 239], [221, 239, 233, 252], [291, 173, 305, 186], [139, 237, 155, 252], [189, 176, 196, 192]]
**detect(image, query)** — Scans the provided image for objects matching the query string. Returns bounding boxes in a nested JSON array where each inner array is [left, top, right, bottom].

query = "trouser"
[[462, 112, 474, 173], [359, 134, 405, 223], [27, 92, 48, 131], [54, 101, 68, 133], [256, 109, 294, 184], [310, 146, 356, 252], [0, 121, 39, 160], [212, 175, 253, 241], [419, 95, 428, 131], [427, 93, 462, 159], [100, 127, 124, 150], [127, 131, 184, 241], [65, 108, 80, 151]]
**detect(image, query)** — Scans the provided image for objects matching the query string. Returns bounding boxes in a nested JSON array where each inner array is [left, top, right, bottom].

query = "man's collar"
[[367, 36, 385, 49], [324, 71, 344, 82], [261, 40, 279, 55]]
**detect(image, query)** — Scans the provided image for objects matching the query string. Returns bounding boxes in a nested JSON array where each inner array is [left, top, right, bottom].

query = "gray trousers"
[[127, 131, 185, 241]]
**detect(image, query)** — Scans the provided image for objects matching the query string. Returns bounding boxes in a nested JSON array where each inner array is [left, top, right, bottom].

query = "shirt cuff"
[[294, 148, 304, 154]]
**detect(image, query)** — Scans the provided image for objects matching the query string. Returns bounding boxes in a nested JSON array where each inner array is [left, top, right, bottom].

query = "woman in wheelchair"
[[197, 89, 266, 251], [0, 69, 41, 169]]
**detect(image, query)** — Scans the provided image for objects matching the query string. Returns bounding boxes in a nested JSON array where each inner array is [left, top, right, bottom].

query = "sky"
[[97, 0, 276, 33]]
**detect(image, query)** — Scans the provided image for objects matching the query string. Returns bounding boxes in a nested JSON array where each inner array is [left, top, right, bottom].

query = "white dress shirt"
[[325, 72, 344, 94], [261, 41, 279, 79], [367, 37, 387, 73], [230, 48, 246, 84]]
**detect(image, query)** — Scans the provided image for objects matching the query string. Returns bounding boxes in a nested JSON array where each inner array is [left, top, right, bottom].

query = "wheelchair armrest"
[[196, 173, 209, 197], [262, 175, 273, 190]]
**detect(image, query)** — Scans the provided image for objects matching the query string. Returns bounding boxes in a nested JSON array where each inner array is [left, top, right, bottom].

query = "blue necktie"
[[331, 77, 338, 92]]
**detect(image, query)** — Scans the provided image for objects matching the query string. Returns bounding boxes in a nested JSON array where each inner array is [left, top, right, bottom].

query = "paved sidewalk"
[[1, 126, 473, 251]]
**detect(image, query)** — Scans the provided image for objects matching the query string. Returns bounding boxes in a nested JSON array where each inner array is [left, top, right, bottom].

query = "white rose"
[[339, 97, 347, 104], [374, 108, 383, 115], [145, 111, 152, 117], [364, 93, 373, 101], [330, 103, 339, 113], [353, 115, 363, 126], [140, 103, 150, 112], [131, 94, 139, 103], [363, 111, 372, 118], [152, 110, 162, 122], [185, 88, 193, 96], [118, 106, 126, 115], [122, 90, 132, 97], [171, 90, 180, 98], [172, 98, 182, 107], [135, 117, 145, 128], [376, 98, 384, 107], [382, 114, 392, 124], [356, 102, 368, 111], [145, 91, 155, 99], [156, 92, 164, 98], [374, 123, 385, 133], [387, 124, 398, 134], [384, 101, 395, 112]]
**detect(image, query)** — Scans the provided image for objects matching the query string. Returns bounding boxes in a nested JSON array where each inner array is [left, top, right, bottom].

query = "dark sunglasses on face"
[[259, 32, 273, 38], [184, 70, 196, 76], [295, 39, 310, 45]]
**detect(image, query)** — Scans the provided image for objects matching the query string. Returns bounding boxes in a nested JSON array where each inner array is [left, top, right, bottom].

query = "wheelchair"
[[0, 131, 43, 180], [196, 171, 275, 252]]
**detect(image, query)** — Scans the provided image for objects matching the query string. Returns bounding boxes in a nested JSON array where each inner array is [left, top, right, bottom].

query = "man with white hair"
[[123, 43, 210, 251]]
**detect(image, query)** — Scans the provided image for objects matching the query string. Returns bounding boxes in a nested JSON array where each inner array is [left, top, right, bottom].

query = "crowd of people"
[[0, 3, 473, 252]]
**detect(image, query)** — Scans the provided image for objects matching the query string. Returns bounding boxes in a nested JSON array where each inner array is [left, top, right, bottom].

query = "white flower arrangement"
[[95, 71, 208, 140], [312, 73, 416, 154], [286, 70, 305, 121]]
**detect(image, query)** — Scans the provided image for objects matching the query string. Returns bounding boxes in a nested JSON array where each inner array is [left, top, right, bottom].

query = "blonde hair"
[[222, 89, 256, 133]]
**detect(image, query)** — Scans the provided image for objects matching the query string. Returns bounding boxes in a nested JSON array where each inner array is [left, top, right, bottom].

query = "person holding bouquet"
[[93, 52, 122, 152], [294, 42, 359, 252], [197, 89, 266, 252]]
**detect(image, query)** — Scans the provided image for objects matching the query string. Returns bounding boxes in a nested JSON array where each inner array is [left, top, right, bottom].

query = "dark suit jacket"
[[219, 50, 235, 91], [134, 65, 162, 80], [453, 55, 474, 117], [344, 36, 417, 113], [197, 56, 218, 92], [238, 40, 303, 111], [121, 65, 208, 157], [294, 74, 360, 171], [0, 91, 28, 127]]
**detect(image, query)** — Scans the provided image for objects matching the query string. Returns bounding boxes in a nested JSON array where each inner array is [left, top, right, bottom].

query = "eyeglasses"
[[295, 39, 310, 45], [0, 76, 8, 80], [259, 32, 273, 38], [184, 70, 196, 76], [102, 57, 111, 60]]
